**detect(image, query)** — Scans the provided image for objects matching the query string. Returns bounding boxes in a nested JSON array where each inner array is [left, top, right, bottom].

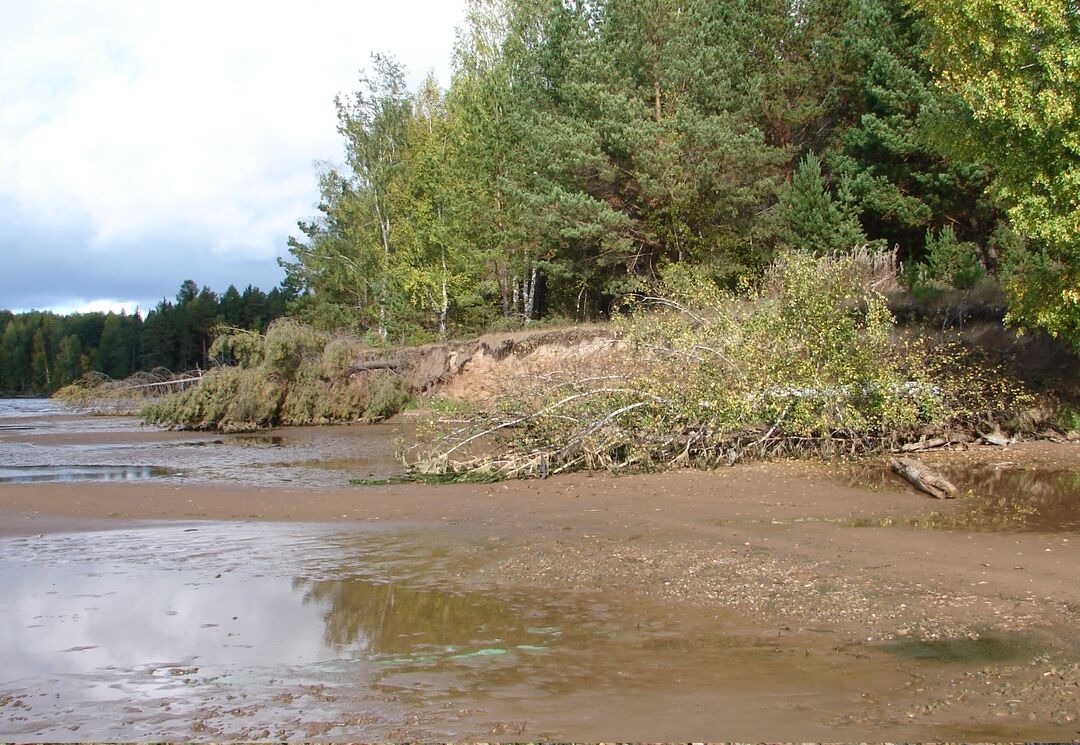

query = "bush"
[[908, 226, 985, 292], [143, 320, 411, 431], [412, 252, 1022, 478]]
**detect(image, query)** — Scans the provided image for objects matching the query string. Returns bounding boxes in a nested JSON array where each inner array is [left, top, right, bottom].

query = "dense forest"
[[0, 281, 289, 395], [281, 0, 1079, 348]]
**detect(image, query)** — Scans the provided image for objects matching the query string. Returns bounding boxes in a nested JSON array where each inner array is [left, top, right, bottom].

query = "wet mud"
[[1, 401, 1079, 739], [3, 521, 1070, 742]]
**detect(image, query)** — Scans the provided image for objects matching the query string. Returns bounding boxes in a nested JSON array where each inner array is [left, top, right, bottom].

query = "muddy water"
[[0, 521, 1020, 741], [845, 460, 1080, 532], [0, 399, 407, 488]]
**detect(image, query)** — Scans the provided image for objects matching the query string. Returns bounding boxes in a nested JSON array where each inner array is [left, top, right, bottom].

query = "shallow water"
[[0, 465, 177, 484], [0, 399, 407, 487], [2, 400, 1076, 738], [881, 634, 1039, 664], [846, 460, 1080, 533], [4, 520, 1036, 741]]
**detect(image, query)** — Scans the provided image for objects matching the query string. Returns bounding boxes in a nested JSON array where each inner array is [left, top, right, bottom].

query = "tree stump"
[[888, 457, 958, 499]]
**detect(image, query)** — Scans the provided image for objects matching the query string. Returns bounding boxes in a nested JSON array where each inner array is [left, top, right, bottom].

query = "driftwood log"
[[979, 431, 1015, 447], [888, 457, 958, 499], [899, 436, 948, 453]]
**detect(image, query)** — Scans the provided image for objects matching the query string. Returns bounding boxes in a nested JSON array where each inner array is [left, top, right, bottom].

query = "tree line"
[[281, 0, 1079, 348], [0, 281, 290, 395]]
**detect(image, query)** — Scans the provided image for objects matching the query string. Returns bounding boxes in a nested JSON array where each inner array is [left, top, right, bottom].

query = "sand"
[[2, 441, 1080, 738]]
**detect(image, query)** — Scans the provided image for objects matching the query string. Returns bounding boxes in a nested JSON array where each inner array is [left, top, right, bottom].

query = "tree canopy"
[[282, 0, 1037, 343], [913, 0, 1080, 345]]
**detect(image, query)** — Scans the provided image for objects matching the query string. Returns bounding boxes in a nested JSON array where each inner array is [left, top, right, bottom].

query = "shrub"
[[912, 226, 985, 291], [208, 328, 265, 368], [364, 375, 412, 421], [143, 321, 411, 431], [412, 252, 1022, 478]]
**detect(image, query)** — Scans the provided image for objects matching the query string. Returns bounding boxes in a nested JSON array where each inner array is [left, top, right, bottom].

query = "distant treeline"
[[0, 280, 290, 395]]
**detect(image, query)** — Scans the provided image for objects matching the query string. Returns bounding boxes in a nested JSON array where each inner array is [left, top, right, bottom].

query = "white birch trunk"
[[374, 197, 391, 339], [523, 263, 538, 324], [439, 248, 448, 338]]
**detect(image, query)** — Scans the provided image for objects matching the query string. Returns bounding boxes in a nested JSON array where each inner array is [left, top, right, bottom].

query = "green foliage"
[[1000, 239, 1080, 344], [283, 0, 1004, 336], [364, 375, 413, 422], [209, 328, 265, 368], [773, 153, 871, 255], [414, 253, 1016, 478], [142, 320, 411, 432], [1056, 407, 1080, 434], [907, 226, 986, 291], [262, 319, 326, 378], [912, 0, 1080, 347], [0, 280, 288, 396]]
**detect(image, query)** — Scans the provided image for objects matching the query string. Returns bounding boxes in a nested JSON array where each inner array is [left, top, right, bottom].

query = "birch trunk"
[[374, 197, 391, 339], [523, 263, 538, 324], [439, 248, 448, 338]]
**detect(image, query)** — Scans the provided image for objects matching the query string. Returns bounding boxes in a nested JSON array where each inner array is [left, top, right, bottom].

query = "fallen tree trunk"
[[346, 359, 404, 376], [899, 436, 948, 453], [888, 457, 958, 499], [979, 431, 1015, 447]]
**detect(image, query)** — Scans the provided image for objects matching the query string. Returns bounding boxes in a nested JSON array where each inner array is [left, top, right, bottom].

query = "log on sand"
[[888, 457, 958, 499]]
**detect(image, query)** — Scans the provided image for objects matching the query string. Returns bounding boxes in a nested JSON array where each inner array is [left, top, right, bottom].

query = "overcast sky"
[[0, 1, 468, 315]]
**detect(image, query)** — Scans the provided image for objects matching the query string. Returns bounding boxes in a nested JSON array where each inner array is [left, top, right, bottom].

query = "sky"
[[0, 0, 468, 315]]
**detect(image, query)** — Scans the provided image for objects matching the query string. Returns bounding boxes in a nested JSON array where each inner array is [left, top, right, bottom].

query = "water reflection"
[[297, 577, 541, 657], [0, 465, 175, 484], [847, 462, 1080, 532], [1, 522, 1062, 741], [0, 524, 551, 681]]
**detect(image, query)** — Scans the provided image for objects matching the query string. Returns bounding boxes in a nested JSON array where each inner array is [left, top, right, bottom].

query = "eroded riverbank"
[[1, 403, 1079, 739]]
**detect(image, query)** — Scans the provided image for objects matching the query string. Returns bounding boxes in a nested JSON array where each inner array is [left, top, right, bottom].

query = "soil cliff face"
[[347, 326, 619, 400], [346, 317, 1080, 406]]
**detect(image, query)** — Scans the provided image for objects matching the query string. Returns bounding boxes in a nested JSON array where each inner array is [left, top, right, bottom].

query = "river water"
[[0, 398, 407, 488]]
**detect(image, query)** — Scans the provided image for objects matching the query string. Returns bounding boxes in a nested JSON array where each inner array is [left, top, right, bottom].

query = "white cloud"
[[45, 299, 143, 316], [0, 0, 467, 303]]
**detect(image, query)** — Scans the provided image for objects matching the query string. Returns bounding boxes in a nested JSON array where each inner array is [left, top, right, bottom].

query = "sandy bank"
[[0, 459, 929, 535]]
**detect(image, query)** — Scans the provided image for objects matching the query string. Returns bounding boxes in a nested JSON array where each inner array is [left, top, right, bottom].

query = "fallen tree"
[[53, 368, 203, 415], [141, 320, 410, 431], [409, 252, 1032, 479]]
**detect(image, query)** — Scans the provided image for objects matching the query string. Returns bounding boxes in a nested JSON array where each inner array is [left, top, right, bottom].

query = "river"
[[0, 398, 408, 488]]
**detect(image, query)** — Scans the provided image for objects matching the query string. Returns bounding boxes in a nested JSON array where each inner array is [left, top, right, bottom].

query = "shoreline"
[[4, 444, 1079, 639], [3, 443, 1080, 737], [0, 457, 941, 536]]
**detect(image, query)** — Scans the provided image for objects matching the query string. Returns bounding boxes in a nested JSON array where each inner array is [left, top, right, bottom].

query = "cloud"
[[0, 0, 466, 311], [0, 204, 292, 313]]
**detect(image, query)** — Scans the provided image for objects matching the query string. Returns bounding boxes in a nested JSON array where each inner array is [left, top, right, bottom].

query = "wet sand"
[[2, 439, 1080, 739]]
